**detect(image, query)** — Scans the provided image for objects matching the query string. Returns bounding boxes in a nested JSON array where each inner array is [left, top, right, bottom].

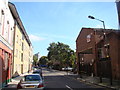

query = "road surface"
[[3, 68, 113, 90]]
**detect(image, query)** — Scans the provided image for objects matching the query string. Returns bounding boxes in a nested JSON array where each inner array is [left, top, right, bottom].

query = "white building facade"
[[0, 0, 14, 88]]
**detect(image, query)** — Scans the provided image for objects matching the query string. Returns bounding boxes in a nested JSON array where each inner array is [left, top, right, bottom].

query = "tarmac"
[[2, 69, 120, 90], [66, 72, 120, 90]]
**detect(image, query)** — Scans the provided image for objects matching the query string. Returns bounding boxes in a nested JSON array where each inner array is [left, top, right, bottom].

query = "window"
[[22, 34, 24, 40], [87, 34, 91, 43], [0, 11, 2, 33], [0, 10, 5, 35], [0, 24, 1, 35], [21, 53, 23, 62], [22, 42, 24, 50], [20, 39, 21, 46], [24, 75, 41, 81], [1, 10, 4, 15], [11, 28, 13, 45], [16, 35, 18, 43], [4, 52, 8, 70], [6, 21, 10, 41], [98, 45, 110, 61], [98, 48, 102, 59], [19, 51, 21, 59], [105, 44, 110, 58], [16, 49, 18, 57]]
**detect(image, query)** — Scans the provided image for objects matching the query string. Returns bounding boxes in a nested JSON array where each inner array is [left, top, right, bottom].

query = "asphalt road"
[[2, 68, 114, 90], [42, 68, 112, 90]]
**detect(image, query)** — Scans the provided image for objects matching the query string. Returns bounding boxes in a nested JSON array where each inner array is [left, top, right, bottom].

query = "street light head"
[[88, 15, 105, 29], [88, 15, 95, 19]]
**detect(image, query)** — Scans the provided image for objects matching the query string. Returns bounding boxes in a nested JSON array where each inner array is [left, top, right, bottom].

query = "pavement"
[[65, 72, 120, 90], [3, 71, 33, 88]]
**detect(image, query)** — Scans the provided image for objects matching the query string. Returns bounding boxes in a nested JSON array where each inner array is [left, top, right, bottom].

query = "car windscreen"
[[24, 75, 41, 81], [33, 71, 40, 74], [33, 70, 41, 73]]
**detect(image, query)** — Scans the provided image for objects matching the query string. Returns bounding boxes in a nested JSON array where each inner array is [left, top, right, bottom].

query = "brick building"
[[0, 0, 14, 88], [8, 2, 33, 77], [116, 0, 120, 29], [76, 28, 120, 80]]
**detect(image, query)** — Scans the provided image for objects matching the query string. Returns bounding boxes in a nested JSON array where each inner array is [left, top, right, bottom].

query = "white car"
[[62, 67, 73, 71], [17, 74, 44, 89]]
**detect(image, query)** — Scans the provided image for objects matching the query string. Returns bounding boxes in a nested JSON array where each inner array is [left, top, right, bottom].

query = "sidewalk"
[[66, 72, 120, 90], [5, 71, 33, 88]]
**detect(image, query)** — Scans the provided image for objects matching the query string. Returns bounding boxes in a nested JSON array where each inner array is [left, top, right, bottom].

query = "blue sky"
[[12, 2, 118, 56]]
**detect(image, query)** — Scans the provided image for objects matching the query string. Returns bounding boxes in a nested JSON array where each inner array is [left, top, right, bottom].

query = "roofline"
[[116, 0, 120, 2], [76, 27, 119, 42], [8, 2, 32, 46]]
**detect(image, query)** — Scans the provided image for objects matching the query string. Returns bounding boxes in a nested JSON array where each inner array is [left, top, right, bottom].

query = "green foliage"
[[47, 42, 76, 70], [39, 56, 48, 65], [33, 55, 38, 65]]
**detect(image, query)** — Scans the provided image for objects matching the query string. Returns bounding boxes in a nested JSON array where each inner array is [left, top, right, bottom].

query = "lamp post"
[[88, 15, 105, 29], [88, 15, 113, 85], [88, 15, 106, 83]]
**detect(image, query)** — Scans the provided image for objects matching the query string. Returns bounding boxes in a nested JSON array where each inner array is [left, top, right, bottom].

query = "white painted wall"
[[0, 0, 14, 50]]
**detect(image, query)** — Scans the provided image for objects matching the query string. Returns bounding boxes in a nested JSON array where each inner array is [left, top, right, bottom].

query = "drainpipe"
[[12, 20, 16, 77]]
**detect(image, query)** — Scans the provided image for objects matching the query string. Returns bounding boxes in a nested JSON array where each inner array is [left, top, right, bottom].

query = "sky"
[[10, 1, 118, 56]]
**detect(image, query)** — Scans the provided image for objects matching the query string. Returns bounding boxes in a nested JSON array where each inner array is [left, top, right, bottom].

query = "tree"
[[47, 42, 76, 70], [39, 56, 48, 65], [33, 55, 38, 66]]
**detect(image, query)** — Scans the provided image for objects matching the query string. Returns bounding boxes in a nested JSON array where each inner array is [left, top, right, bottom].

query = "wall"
[[13, 23, 32, 76], [76, 28, 97, 75], [109, 33, 120, 80], [13, 24, 23, 76], [23, 37, 30, 73], [76, 28, 120, 79], [0, 0, 14, 87]]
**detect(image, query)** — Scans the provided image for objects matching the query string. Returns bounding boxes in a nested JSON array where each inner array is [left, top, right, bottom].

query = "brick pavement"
[[67, 72, 120, 90]]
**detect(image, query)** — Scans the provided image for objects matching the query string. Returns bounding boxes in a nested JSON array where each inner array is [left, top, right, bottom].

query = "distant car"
[[62, 67, 73, 71], [17, 74, 44, 89], [40, 65, 47, 67], [33, 69, 43, 77], [32, 66, 39, 71]]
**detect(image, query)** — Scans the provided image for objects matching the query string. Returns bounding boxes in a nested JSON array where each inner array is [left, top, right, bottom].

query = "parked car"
[[62, 67, 73, 71], [33, 69, 43, 78], [32, 66, 38, 71], [17, 74, 44, 89]]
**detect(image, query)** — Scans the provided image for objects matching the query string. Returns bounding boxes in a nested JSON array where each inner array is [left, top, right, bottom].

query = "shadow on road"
[[2, 84, 17, 89]]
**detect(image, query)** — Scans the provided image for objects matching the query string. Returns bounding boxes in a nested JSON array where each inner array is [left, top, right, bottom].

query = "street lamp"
[[88, 15, 105, 29], [88, 15, 113, 85], [88, 15, 105, 83]]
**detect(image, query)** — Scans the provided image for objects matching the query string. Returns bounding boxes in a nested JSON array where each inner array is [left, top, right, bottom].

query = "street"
[[2, 68, 114, 90], [42, 68, 111, 90]]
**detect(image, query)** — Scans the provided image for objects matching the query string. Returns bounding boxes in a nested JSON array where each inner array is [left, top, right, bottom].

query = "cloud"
[[29, 34, 45, 41], [39, 33, 74, 40], [29, 33, 75, 43]]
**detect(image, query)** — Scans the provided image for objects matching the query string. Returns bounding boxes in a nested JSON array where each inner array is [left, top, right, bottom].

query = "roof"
[[116, 0, 120, 2], [106, 30, 120, 37], [25, 74, 41, 76], [8, 2, 32, 46], [76, 27, 118, 42]]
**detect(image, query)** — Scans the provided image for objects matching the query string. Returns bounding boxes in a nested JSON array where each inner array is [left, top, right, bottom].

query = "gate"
[[97, 60, 112, 78]]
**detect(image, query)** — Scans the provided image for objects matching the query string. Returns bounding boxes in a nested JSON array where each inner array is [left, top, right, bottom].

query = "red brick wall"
[[109, 33, 120, 80], [119, 38, 120, 80], [0, 49, 2, 88], [76, 28, 97, 75], [76, 28, 120, 79], [0, 42, 12, 86], [76, 28, 95, 52]]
